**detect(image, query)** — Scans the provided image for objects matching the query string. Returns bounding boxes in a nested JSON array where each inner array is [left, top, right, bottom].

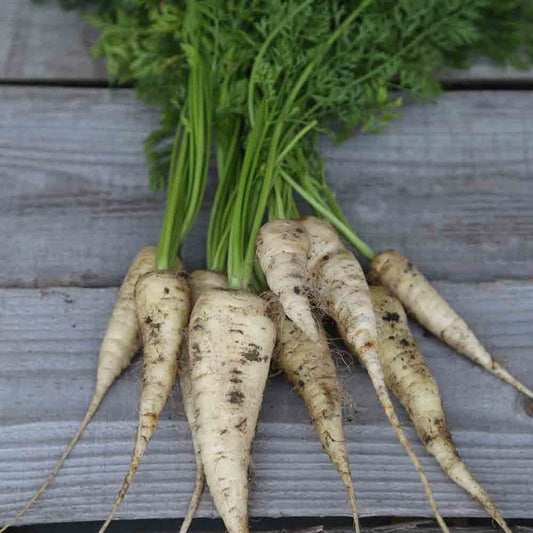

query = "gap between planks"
[[8, 520, 533, 533]]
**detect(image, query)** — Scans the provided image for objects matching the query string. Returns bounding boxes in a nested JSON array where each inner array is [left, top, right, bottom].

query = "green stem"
[[156, 122, 189, 270], [207, 118, 242, 270], [281, 171, 375, 260], [275, 120, 317, 165], [228, 102, 269, 289], [237, 118, 283, 289], [155, 1, 213, 270]]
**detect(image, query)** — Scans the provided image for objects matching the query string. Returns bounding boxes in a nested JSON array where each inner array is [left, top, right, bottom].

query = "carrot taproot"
[[370, 285, 511, 533], [368, 250, 533, 399], [276, 314, 360, 533], [256, 219, 319, 341], [301, 217, 449, 533], [98, 269, 191, 532], [188, 289, 275, 533], [178, 270, 227, 533], [0, 246, 165, 533]]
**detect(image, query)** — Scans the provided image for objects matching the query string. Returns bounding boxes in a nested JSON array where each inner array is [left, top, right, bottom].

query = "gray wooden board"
[[2, 87, 533, 287], [1, 0, 532, 83], [0, 0, 106, 81], [1, 282, 533, 525]]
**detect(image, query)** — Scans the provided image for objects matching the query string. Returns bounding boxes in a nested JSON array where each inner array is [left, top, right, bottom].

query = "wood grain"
[[0, 0, 106, 81], [2, 87, 533, 287], [1, 0, 532, 83], [1, 282, 533, 525]]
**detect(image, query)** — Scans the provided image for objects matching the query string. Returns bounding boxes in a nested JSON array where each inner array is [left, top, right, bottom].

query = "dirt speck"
[[235, 418, 247, 433], [228, 391, 245, 405], [383, 312, 400, 322], [241, 346, 262, 362]]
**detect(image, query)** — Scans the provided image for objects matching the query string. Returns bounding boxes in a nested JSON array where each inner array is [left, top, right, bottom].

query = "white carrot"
[[301, 217, 449, 533], [178, 270, 227, 533], [370, 285, 511, 533], [368, 250, 533, 399], [98, 269, 191, 532], [276, 314, 360, 533], [0, 246, 164, 533], [256, 219, 319, 341], [189, 289, 276, 533]]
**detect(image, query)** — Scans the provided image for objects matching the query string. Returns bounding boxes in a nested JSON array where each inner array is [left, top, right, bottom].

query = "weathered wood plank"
[[0, 0, 106, 81], [2, 0, 532, 83], [1, 282, 533, 525], [2, 87, 533, 287]]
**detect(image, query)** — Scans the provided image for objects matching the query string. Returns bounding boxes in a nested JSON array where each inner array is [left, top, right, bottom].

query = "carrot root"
[[256, 219, 319, 341], [189, 289, 275, 533], [302, 217, 449, 533], [369, 249, 533, 400], [98, 269, 190, 532], [370, 285, 511, 533], [277, 315, 360, 533], [0, 246, 161, 533], [178, 270, 228, 533]]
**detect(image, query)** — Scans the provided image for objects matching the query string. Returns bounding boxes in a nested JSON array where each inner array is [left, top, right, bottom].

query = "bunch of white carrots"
[[4, 212, 531, 533], [4, 2, 533, 532], [4, 158, 532, 533], [3, 134, 532, 533]]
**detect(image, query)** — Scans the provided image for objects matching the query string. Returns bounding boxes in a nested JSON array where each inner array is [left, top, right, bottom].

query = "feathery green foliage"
[[47, 0, 532, 273], [76, 0, 532, 193]]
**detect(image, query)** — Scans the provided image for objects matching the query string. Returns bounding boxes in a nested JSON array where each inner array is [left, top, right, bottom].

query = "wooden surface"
[[1, 0, 106, 81], [1, 0, 533, 529], [1, 282, 533, 525], [2, 87, 533, 287]]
